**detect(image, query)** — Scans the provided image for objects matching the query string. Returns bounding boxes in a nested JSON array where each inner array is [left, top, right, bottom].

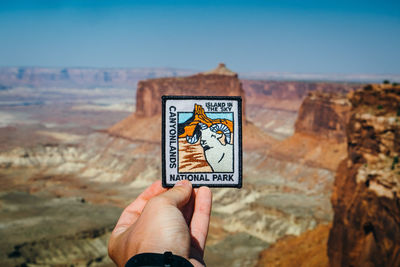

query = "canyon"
[[2, 64, 396, 266], [328, 84, 400, 266]]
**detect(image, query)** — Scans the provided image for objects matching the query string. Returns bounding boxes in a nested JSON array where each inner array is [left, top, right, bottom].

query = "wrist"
[[125, 252, 194, 267], [189, 258, 206, 267]]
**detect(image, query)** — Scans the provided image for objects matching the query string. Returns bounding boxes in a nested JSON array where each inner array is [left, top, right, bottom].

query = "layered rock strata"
[[295, 92, 350, 142], [256, 224, 331, 267], [0, 191, 122, 266], [328, 84, 400, 266], [135, 63, 245, 117], [269, 91, 351, 171], [0, 64, 358, 266], [108, 64, 274, 149], [242, 80, 358, 112]]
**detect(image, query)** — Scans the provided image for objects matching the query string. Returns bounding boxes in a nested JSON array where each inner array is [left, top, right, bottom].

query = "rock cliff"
[[108, 64, 276, 149], [1, 64, 361, 266], [269, 91, 351, 171], [242, 80, 359, 140], [328, 84, 400, 267], [295, 91, 351, 143], [135, 63, 245, 117], [242, 80, 358, 112], [256, 224, 331, 267]]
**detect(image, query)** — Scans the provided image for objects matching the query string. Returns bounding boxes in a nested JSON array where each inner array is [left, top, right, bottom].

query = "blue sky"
[[0, 0, 399, 74]]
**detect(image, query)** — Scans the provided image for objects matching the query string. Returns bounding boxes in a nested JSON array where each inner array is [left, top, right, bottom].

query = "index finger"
[[113, 180, 167, 233]]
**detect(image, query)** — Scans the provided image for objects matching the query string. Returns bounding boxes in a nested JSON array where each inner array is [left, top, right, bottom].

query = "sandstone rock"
[[242, 80, 359, 112], [295, 91, 351, 143], [1, 64, 364, 266], [202, 63, 237, 76], [256, 224, 331, 267], [269, 91, 350, 171], [108, 64, 278, 149], [243, 80, 359, 141], [135, 64, 245, 117], [0, 191, 122, 266], [328, 84, 400, 267]]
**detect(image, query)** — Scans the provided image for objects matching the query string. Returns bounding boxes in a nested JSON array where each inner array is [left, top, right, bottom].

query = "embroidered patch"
[[162, 96, 242, 188]]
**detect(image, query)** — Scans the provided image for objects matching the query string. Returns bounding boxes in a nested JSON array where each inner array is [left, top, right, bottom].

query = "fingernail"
[[175, 180, 186, 187]]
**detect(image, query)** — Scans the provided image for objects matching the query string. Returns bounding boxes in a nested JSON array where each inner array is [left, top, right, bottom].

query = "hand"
[[108, 180, 212, 267]]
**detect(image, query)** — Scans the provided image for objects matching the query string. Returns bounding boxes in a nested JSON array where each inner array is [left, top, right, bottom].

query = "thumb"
[[159, 180, 193, 208]]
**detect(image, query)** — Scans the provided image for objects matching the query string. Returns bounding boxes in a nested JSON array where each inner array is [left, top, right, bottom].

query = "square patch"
[[162, 96, 242, 188]]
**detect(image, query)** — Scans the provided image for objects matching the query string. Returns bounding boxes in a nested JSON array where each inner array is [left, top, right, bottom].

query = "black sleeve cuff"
[[125, 251, 194, 267]]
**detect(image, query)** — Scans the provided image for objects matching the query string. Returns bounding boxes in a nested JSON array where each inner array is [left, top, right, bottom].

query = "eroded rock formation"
[[1, 64, 365, 266], [328, 84, 400, 267], [135, 63, 245, 117], [108, 64, 275, 149], [242, 80, 360, 140], [295, 92, 350, 143], [256, 224, 331, 267], [269, 91, 351, 171], [242, 80, 358, 112]]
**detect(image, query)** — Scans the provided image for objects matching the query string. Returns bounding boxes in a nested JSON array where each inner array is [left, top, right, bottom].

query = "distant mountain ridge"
[[1, 66, 399, 89], [0, 67, 197, 88], [240, 72, 400, 83]]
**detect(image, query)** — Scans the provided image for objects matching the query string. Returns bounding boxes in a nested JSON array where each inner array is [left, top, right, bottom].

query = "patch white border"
[[162, 96, 242, 188]]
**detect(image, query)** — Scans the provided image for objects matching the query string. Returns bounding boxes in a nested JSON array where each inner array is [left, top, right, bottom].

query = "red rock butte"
[[107, 63, 275, 147], [108, 64, 275, 149], [135, 63, 245, 117]]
